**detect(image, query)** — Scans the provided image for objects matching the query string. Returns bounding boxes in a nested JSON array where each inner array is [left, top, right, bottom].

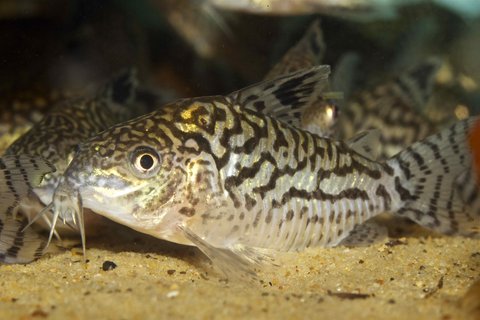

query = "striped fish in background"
[[0, 155, 55, 263], [0, 69, 142, 263], [334, 57, 442, 159]]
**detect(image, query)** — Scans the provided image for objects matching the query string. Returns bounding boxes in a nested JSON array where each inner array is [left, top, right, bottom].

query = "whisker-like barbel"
[[51, 182, 87, 260]]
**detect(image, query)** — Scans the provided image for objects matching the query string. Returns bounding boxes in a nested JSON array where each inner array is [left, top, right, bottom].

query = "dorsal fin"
[[345, 129, 380, 160], [392, 57, 441, 111], [258, 19, 341, 134], [97, 68, 139, 106], [229, 65, 336, 127], [264, 19, 325, 80]]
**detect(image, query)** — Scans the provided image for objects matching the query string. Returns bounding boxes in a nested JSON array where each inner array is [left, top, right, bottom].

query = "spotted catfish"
[[0, 70, 140, 263], [49, 66, 479, 277]]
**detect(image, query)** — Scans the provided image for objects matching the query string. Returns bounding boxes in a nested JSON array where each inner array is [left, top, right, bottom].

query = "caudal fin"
[[388, 116, 480, 236], [0, 214, 47, 264], [0, 155, 55, 263]]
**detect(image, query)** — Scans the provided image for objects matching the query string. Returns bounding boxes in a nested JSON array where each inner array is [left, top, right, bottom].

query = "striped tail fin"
[[0, 155, 55, 263], [388, 116, 480, 236]]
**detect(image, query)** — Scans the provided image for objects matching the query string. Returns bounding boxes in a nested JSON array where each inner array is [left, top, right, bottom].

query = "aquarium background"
[[1, 1, 480, 319]]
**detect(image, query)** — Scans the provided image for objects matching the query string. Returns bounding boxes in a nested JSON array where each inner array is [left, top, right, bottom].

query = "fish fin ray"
[[230, 65, 337, 129], [179, 225, 274, 280], [0, 214, 47, 264]]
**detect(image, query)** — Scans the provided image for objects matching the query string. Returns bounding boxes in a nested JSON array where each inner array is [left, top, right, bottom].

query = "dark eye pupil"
[[140, 154, 154, 169]]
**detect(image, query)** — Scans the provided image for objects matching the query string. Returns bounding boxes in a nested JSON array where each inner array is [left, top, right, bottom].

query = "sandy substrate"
[[0, 218, 479, 320]]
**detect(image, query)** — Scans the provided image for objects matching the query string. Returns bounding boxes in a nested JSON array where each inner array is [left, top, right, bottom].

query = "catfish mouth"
[[79, 171, 185, 239], [46, 166, 184, 256]]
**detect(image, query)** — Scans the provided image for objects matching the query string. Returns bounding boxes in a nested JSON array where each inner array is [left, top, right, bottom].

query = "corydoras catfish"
[[49, 66, 480, 277]]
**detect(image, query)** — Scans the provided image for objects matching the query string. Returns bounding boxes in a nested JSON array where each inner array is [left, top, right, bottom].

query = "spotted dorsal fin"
[[229, 65, 337, 127]]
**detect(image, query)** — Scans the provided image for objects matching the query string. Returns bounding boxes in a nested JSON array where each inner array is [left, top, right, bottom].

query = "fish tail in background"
[[0, 155, 55, 263], [0, 215, 47, 264], [387, 116, 480, 236]]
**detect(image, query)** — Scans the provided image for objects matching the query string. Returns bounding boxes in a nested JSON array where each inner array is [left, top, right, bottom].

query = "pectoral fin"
[[179, 224, 274, 280]]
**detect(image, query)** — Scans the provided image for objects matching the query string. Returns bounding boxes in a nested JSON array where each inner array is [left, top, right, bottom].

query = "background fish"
[[208, 0, 480, 20], [0, 88, 72, 155], [48, 66, 480, 278], [0, 69, 142, 263], [0, 155, 55, 263], [148, 0, 234, 59], [334, 58, 441, 159]]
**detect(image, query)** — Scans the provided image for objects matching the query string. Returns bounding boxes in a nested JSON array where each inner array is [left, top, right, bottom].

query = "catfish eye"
[[130, 146, 161, 178], [139, 154, 154, 170]]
